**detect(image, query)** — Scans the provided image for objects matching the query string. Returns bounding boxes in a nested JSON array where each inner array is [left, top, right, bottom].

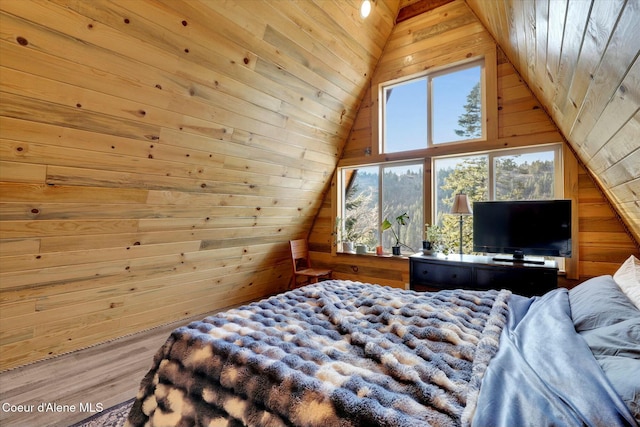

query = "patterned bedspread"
[[126, 280, 510, 427]]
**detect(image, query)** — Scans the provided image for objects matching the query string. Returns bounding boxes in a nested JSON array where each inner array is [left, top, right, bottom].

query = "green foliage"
[[342, 179, 378, 248], [437, 157, 488, 254], [381, 212, 410, 247], [435, 154, 555, 254], [345, 167, 423, 252], [381, 169, 423, 251], [343, 151, 555, 255], [454, 82, 481, 138], [495, 157, 555, 200], [424, 223, 442, 243]]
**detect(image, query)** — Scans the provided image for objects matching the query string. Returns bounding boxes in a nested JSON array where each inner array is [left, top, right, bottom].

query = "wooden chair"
[[289, 239, 332, 289]]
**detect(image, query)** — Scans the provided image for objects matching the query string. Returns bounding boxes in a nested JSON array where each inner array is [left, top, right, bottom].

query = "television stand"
[[492, 255, 546, 265], [409, 253, 558, 297]]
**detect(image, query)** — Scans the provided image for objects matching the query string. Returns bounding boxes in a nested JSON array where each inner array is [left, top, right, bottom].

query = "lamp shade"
[[451, 194, 473, 215]]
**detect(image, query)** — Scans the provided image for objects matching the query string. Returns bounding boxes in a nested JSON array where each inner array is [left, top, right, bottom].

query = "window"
[[382, 60, 484, 153], [383, 79, 427, 153], [493, 150, 557, 200], [339, 162, 424, 255], [432, 145, 562, 255]]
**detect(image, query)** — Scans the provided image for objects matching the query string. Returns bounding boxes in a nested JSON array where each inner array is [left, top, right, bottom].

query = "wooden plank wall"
[[578, 165, 640, 277], [0, 0, 400, 370], [309, 0, 639, 288], [466, 0, 640, 245]]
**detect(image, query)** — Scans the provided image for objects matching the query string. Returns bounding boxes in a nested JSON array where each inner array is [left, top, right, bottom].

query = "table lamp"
[[450, 194, 473, 256]]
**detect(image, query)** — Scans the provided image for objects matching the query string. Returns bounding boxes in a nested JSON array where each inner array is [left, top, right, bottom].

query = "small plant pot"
[[392, 246, 401, 256]]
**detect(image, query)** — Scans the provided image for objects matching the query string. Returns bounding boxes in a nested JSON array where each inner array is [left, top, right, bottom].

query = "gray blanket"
[[473, 289, 638, 427], [126, 280, 510, 427]]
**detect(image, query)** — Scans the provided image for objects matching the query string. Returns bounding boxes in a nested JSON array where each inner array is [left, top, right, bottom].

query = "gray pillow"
[[569, 275, 640, 332], [577, 296, 640, 423]]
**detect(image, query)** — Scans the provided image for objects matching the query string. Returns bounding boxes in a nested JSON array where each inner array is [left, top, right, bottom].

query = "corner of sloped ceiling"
[[464, 0, 640, 247]]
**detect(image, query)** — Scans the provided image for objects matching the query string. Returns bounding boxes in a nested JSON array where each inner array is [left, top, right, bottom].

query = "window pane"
[[432, 66, 482, 144], [434, 155, 488, 254], [494, 150, 556, 200], [432, 147, 560, 256], [383, 79, 427, 153], [342, 166, 379, 251], [381, 164, 423, 254]]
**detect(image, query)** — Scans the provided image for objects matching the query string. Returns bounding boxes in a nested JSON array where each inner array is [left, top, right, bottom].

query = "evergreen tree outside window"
[[340, 162, 424, 254], [340, 57, 561, 259], [433, 145, 562, 255], [433, 67, 482, 144], [434, 155, 488, 254], [340, 166, 379, 249], [381, 60, 484, 153], [494, 150, 556, 200], [382, 164, 424, 253], [453, 82, 481, 139]]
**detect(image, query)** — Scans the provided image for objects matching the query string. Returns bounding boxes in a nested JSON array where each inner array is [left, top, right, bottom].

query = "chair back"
[[289, 239, 311, 273]]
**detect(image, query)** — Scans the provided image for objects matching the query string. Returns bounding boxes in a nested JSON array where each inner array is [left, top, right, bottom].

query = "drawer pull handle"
[[422, 270, 429, 275], [452, 274, 457, 279]]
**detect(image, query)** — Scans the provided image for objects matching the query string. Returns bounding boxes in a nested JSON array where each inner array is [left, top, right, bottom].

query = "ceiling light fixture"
[[360, 0, 372, 18]]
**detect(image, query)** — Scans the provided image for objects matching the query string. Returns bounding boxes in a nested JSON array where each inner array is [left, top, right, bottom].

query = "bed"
[[126, 256, 639, 427]]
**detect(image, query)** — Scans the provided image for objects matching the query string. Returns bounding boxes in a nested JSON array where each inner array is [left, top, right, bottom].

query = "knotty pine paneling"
[[2, 0, 637, 371], [0, 0, 401, 370], [309, 0, 639, 289], [467, 0, 640, 245], [578, 167, 639, 277]]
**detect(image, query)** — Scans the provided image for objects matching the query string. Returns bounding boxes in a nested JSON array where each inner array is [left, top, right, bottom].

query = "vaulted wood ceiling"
[[466, 0, 639, 243], [400, 0, 639, 242]]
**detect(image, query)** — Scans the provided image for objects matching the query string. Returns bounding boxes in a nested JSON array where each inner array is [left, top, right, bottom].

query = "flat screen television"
[[472, 199, 572, 263]]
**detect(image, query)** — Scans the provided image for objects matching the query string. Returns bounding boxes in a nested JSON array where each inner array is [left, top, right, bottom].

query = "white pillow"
[[613, 255, 640, 309]]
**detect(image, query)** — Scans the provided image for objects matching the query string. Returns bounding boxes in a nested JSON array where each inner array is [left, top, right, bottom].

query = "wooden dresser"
[[409, 253, 558, 297]]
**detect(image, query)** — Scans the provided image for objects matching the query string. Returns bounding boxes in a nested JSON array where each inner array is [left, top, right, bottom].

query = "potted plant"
[[423, 223, 442, 255], [333, 217, 362, 253], [381, 212, 411, 256]]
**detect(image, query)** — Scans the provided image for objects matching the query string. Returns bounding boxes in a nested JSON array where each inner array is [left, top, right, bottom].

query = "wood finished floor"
[[0, 310, 221, 427]]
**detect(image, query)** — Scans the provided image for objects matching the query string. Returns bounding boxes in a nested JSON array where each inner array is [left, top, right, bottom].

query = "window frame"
[[430, 143, 565, 265], [432, 144, 564, 224], [337, 159, 425, 254], [334, 144, 564, 259], [489, 144, 564, 201], [379, 58, 486, 154]]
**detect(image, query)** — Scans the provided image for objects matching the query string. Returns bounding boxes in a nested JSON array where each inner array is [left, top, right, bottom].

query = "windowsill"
[[336, 251, 411, 259]]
